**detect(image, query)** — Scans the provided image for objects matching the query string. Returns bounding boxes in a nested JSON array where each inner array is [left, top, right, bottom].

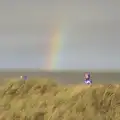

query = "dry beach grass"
[[0, 78, 120, 120]]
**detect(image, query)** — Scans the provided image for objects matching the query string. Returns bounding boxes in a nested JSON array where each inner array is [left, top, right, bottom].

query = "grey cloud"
[[0, 0, 120, 69]]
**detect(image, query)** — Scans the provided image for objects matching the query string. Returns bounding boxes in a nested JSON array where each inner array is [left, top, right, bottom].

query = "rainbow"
[[46, 21, 67, 70]]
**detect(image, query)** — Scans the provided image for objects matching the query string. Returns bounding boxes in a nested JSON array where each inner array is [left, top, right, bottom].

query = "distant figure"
[[84, 72, 92, 85], [20, 75, 28, 80], [23, 76, 28, 80], [20, 76, 23, 79]]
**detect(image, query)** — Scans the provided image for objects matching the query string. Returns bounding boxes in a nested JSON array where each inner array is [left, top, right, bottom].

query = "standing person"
[[23, 75, 28, 80], [84, 72, 92, 85], [20, 75, 28, 80]]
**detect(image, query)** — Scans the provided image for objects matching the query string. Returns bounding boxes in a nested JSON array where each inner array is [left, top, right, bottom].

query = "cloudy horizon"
[[0, 1, 120, 70]]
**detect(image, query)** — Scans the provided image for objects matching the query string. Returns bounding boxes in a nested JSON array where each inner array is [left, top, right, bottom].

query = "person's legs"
[[84, 79, 92, 85]]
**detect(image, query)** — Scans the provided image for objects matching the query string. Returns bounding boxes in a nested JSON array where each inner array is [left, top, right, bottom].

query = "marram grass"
[[0, 78, 120, 120]]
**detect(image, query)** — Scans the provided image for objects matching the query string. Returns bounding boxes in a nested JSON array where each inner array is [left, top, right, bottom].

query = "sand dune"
[[0, 78, 120, 120]]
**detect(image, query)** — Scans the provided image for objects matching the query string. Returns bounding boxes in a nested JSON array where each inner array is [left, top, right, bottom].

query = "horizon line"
[[0, 68, 120, 73]]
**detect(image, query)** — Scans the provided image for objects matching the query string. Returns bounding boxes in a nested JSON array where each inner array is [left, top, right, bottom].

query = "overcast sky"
[[0, 0, 120, 70]]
